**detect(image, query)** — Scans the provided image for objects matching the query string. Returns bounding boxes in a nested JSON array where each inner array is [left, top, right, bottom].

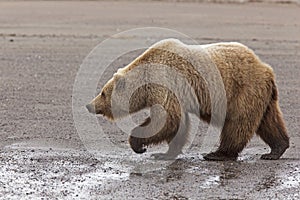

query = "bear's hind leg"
[[256, 100, 289, 160]]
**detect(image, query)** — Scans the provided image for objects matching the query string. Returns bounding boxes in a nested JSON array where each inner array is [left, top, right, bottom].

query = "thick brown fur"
[[87, 39, 289, 161]]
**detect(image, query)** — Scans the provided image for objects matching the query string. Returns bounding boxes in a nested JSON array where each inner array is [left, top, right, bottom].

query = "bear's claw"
[[261, 145, 288, 160], [151, 153, 178, 160], [132, 147, 147, 154], [260, 153, 281, 160], [202, 151, 237, 161], [129, 136, 147, 154]]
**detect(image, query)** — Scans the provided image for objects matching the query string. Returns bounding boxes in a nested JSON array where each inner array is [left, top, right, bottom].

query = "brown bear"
[[86, 38, 289, 161]]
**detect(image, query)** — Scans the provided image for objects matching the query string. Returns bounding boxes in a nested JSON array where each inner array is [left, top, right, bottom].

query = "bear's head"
[[86, 67, 147, 121], [86, 72, 129, 120]]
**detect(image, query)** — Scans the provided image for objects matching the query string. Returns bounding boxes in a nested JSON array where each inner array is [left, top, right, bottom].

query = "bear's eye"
[[101, 92, 106, 98]]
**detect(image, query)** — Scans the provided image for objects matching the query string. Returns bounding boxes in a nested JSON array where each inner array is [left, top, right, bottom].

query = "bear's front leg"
[[151, 114, 189, 160], [203, 114, 259, 161], [128, 117, 151, 154], [129, 135, 147, 154]]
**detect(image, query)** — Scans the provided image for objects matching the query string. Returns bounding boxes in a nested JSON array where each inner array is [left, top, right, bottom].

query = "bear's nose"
[[86, 104, 95, 113]]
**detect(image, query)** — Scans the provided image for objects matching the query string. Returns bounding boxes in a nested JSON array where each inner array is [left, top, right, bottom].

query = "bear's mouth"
[[102, 107, 130, 122]]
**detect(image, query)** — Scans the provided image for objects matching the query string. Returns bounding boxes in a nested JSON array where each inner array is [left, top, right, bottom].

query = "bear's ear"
[[115, 76, 126, 91]]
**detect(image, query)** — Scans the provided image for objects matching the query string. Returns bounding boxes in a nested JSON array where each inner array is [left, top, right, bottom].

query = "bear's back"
[[200, 42, 275, 85]]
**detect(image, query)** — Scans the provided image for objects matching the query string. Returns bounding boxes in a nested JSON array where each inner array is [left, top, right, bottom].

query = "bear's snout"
[[86, 104, 96, 114]]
